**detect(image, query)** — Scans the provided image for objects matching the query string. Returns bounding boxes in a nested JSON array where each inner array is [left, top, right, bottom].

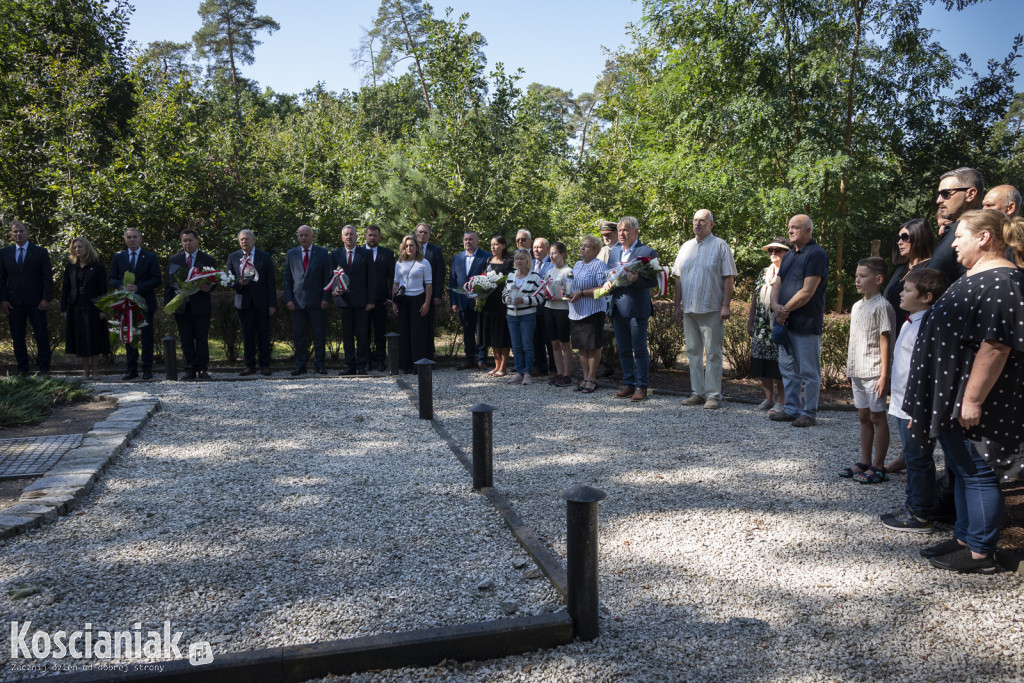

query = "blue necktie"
[[16, 247, 24, 266], [129, 252, 136, 272]]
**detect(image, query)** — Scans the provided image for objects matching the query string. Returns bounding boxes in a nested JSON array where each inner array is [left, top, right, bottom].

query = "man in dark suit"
[[415, 222, 444, 360], [109, 228, 161, 380], [283, 224, 332, 375], [332, 224, 376, 375], [449, 230, 489, 369], [365, 224, 395, 372], [608, 216, 658, 402], [227, 230, 276, 376], [166, 228, 216, 380], [0, 220, 54, 376]]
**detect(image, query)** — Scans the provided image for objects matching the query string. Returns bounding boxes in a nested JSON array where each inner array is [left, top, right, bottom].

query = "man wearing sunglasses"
[[931, 167, 983, 283]]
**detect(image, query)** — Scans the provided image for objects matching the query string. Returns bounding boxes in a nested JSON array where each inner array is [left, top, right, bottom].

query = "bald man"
[[982, 184, 1021, 216]]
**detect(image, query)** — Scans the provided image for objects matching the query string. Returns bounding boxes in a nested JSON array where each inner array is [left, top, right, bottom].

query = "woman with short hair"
[[567, 235, 607, 394], [61, 237, 110, 378], [502, 249, 549, 386]]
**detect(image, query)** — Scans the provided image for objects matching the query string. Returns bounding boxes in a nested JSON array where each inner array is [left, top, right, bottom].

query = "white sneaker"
[[506, 373, 524, 384], [522, 373, 532, 385]]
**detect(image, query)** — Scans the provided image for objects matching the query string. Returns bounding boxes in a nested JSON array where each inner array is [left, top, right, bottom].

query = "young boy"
[[838, 257, 898, 484], [880, 268, 949, 531]]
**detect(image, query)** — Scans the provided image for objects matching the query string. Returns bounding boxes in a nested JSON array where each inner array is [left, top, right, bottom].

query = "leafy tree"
[[361, 0, 435, 112]]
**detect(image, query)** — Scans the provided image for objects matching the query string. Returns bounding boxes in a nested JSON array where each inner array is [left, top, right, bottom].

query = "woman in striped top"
[[567, 235, 608, 393], [501, 249, 549, 385]]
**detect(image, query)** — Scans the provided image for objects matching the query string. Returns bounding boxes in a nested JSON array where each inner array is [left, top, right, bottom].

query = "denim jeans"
[[507, 313, 536, 375], [777, 331, 821, 418], [898, 417, 935, 518], [613, 314, 650, 388], [937, 424, 1003, 555]]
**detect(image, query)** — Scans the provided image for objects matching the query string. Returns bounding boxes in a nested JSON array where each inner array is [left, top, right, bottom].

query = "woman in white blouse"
[[545, 242, 574, 386], [392, 235, 433, 373], [501, 249, 549, 385]]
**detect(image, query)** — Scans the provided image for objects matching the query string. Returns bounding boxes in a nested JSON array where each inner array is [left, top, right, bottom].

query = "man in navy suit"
[[608, 216, 658, 402], [283, 224, 332, 376], [109, 228, 161, 380], [166, 228, 217, 380], [365, 225, 395, 372], [332, 224, 376, 375], [227, 229, 276, 376], [449, 230, 489, 369], [415, 223, 445, 360], [0, 220, 54, 376]]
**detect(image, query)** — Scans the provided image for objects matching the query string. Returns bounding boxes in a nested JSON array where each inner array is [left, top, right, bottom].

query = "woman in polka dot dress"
[[903, 209, 1024, 573]]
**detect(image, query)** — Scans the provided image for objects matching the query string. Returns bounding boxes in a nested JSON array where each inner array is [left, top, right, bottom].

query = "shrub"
[[721, 300, 751, 378], [820, 313, 851, 388], [647, 300, 684, 369], [0, 376, 91, 428]]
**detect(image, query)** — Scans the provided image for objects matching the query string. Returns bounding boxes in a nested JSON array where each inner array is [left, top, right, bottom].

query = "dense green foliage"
[[0, 376, 92, 427], [0, 0, 1020, 312]]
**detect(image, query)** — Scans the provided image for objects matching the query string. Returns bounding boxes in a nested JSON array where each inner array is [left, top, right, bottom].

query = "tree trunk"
[[835, 0, 865, 313], [399, 8, 431, 112]]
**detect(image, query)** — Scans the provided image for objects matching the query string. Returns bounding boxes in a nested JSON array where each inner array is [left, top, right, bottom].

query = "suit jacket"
[[449, 247, 490, 311], [110, 249, 161, 312], [283, 245, 332, 309], [227, 249, 276, 310], [166, 250, 217, 316], [60, 261, 108, 312], [607, 241, 658, 320], [0, 242, 54, 306], [423, 242, 445, 303], [368, 245, 396, 305], [331, 246, 376, 309]]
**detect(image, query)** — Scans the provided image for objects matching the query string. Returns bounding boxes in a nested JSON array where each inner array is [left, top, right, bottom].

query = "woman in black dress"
[[883, 218, 934, 338], [905, 209, 1024, 573], [61, 237, 110, 378], [479, 235, 513, 377]]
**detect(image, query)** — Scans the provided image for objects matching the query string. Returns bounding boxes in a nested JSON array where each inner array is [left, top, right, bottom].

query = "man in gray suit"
[[283, 225, 332, 375], [0, 220, 54, 376]]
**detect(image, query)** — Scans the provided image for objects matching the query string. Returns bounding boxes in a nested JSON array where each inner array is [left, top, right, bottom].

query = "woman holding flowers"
[[567, 235, 607, 394], [60, 237, 110, 378], [545, 242, 574, 386], [480, 235, 513, 376], [392, 235, 433, 374], [502, 248, 549, 386]]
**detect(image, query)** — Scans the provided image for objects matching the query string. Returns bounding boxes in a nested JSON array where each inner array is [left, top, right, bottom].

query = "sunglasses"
[[767, 248, 787, 254], [937, 187, 970, 200], [897, 233, 913, 243]]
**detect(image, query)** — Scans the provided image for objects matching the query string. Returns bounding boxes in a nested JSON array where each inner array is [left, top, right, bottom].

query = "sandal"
[[853, 465, 888, 484], [578, 380, 597, 394], [839, 462, 871, 478]]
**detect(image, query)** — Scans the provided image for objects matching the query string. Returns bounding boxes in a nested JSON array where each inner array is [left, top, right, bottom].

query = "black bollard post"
[[414, 358, 435, 419], [162, 336, 177, 381], [469, 403, 494, 489], [386, 332, 400, 375], [561, 485, 607, 641]]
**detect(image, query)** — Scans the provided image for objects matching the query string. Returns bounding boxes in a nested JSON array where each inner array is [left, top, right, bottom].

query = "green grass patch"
[[0, 376, 93, 429]]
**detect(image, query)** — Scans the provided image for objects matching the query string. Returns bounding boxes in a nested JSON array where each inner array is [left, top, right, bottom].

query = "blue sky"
[[124, 0, 1023, 98]]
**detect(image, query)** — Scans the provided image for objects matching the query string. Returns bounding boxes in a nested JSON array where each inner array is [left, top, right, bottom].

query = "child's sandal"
[[853, 465, 888, 484], [838, 462, 870, 478]]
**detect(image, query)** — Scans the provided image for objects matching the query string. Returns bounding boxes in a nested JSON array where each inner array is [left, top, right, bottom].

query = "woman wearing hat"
[[746, 237, 791, 411]]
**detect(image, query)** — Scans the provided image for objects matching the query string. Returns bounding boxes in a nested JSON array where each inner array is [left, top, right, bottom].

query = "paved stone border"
[[0, 391, 160, 539]]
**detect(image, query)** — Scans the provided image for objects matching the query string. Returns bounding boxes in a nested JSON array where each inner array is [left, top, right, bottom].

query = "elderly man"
[[932, 167, 983, 283], [227, 229, 276, 376], [283, 225, 332, 375], [365, 225, 395, 372], [0, 220, 53, 377], [166, 228, 216, 380], [982, 184, 1021, 216], [415, 223, 444, 360], [608, 216, 658, 402], [673, 209, 737, 410], [515, 229, 533, 253], [449, 230, 489, 369], [770, 215, 829, 427], [332, 224, 376, 375]]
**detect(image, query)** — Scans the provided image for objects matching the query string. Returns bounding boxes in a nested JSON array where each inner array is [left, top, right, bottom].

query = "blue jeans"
[[898, 417, 935, 518], [777, 331, 821, 418], [613, 314, 650, 388], [507, 313, 536, 375], [937, 424, 1003, 555]]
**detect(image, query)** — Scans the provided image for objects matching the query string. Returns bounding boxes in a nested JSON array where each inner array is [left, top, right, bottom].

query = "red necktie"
[[302, 249, 309, 271], [186, 253, 193, 270], [347, 250, 353, 268]]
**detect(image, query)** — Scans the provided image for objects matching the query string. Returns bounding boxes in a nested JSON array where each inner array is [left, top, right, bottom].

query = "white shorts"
[[851, 376, 887, 412]]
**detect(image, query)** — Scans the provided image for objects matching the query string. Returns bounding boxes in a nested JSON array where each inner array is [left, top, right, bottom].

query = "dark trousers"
[[8, 304, 51, 372], [126, 309, 155, 372], [458, 307, 485, 362], [532, 304, 553, 373], [291, 306, 326, 370], [368, 302, 389, 368], [339, 305, 370, 371], [237, 306, 271, 369], [397, 293, 427, 372], [175, 311, 210, 371], [425, 302, 437, 360]]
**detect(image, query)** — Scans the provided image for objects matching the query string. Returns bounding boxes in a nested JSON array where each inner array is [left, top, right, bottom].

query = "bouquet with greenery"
[[594, 256, 669, 298], [164, 267, 234, 314], [95, 272, 148, 345]]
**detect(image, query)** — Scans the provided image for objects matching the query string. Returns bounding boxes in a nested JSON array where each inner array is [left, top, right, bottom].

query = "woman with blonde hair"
[[392, 235, 432, 374], [60, 237, 109, 378]]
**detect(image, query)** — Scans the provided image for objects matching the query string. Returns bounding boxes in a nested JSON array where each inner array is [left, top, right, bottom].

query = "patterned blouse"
[[750, 266, 779, 361], [569, 258, 607, 321]]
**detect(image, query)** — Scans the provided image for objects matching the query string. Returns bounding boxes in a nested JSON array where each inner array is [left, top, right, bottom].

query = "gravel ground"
[[0, 376, 559, 679]]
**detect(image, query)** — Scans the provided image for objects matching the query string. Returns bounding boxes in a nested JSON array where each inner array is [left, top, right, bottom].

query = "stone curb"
[[0, 391, 160, 540]]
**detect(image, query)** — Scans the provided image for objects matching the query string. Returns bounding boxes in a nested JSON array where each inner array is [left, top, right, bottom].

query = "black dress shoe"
[[142, 371, 153, 380], [315, 367, 327, 374], [239, 368, 257, 376], [198, 371, 212, 380], [290, 368, 307, 376], [182, 371, 197, 380], [121, 370, 139, 381], [260, 368, 272, 376], [356, 369, 368, 375], [339, 368, 357, 376]]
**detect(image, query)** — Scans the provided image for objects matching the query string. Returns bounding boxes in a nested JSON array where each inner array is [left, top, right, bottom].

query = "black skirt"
[[749, 356, 781, 380], [545, 307, 570, 343], [570, 312, 605, 350]]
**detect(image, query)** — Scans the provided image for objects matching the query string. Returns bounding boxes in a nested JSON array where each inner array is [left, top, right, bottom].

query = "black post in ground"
[[561, 485, 607, 641], [386, 332, 400, 375], [469, 403, 494, 489], [414, 358, 435, 419], [162, 336, 177, 381]]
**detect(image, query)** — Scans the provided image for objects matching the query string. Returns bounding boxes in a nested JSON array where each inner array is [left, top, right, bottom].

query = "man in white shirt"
[[673, 209, 737, 409]]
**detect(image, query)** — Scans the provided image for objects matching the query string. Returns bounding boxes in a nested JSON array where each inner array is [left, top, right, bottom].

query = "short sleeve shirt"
[[777, 239, 829, 335], [671, 234, 738, 314], [846, 294, 898, 378]]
